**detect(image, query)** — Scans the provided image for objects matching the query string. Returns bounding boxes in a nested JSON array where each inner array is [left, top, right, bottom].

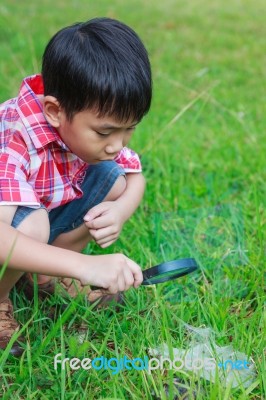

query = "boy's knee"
[[105, 175, 127, 202], [16, 208, 50, 244]]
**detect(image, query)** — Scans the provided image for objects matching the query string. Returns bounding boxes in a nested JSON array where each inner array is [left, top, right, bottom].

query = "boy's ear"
[[42, 96, 62, 128]]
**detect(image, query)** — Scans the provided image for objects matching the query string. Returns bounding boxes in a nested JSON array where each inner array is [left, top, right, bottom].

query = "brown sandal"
[[16, 274, 125, 308], [0, 298, 24, 357]]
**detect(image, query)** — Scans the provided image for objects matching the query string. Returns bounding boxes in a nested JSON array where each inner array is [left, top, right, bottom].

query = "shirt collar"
[[16, 74, 68, 150]]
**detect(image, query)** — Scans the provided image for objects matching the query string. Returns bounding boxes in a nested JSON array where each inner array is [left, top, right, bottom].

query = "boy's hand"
[[79, 253, 143, 292], [83, 201, 126, 248]]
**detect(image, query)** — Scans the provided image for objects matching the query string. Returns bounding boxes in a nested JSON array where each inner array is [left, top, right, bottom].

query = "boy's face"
[[56, 108, 138, 164]]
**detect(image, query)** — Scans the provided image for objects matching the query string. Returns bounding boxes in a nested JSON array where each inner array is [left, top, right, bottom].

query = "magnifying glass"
[[91, 257, 198, 290], [141, 257, 198, 285]]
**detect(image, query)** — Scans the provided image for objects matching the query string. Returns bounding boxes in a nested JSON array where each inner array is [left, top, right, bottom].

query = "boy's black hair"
[[42, 17, 152, 122]]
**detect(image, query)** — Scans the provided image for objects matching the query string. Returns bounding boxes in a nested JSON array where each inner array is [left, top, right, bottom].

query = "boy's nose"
[[105, 145, 122, 157], [105, 136, 124, 155]]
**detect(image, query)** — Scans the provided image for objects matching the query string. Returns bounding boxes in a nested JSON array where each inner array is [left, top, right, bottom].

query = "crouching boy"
[[0, 17, 152, 356]]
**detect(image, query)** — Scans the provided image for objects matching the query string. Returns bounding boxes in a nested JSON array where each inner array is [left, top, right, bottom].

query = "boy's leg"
[[0, 208, 49, 355], [0, 208, 50, 301]]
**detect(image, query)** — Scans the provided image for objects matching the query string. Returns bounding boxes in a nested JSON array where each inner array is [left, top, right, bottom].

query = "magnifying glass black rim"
[[142, 257, 198, 285]]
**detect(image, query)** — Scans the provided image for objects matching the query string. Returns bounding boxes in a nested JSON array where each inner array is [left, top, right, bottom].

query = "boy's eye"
[[95, 131, 110, 137]]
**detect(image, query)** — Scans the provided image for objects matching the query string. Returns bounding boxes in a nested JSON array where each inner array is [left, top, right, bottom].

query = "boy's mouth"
[[99, 156, 116, 161], [92, 158, 115, 164]]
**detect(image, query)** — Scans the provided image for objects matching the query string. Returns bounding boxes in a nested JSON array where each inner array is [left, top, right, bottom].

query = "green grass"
[[0, 0, 265, 398]]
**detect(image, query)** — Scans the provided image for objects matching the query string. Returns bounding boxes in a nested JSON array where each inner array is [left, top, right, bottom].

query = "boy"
[[0, 17, 152, 356]]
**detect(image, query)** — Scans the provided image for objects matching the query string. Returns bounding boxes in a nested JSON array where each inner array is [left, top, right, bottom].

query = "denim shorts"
[[11, 161, 125, 244]]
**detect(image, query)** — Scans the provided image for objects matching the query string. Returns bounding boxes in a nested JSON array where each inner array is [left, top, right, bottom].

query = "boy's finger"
[[83, 203, 107, 222], [123, 268, 135, 290], [133, 271, 143, 288], [84, 214, 111, 229], [117, 274, 126, 292], [88, 226, 113, 240], [99, 239, 116, 248], [126, 258, 143, 287], [96, 231, 118, 243]]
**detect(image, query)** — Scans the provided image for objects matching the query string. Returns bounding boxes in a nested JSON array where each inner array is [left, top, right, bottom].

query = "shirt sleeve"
[[114, 147, 142, 173], [0, 152, 41, 208]]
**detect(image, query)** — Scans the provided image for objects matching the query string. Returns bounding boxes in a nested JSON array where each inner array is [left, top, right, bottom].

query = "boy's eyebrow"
[[96, 123, 138, 129]]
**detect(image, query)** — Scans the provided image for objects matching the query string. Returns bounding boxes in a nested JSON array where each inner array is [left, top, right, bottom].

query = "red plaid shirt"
[[0, 75, 142, 210]]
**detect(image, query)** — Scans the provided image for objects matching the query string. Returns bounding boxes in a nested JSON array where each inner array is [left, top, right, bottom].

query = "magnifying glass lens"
[[143, 266, 193, 284]]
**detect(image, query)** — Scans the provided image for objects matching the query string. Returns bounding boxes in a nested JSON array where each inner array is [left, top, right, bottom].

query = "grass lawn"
[[0, 0, 265, 398]]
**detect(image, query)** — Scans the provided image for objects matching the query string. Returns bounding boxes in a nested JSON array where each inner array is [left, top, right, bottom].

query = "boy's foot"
[[0, 298, 24, 357], [16, 274, 124, 308]]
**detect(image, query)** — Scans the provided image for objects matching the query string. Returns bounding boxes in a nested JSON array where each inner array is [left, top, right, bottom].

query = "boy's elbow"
[[139, 172, 146, 195], [135, 172, 146, 190], [125, 171, 146, 192], [142, 173, 146, 189], [140, 172, 146, 185]]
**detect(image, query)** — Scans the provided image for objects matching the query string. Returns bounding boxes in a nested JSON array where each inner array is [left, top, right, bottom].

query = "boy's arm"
[[0, 204, 88, 280], [0, 207, 142, 291], [84, 172, 145, 247], [116, 172, 146, 220], [0, 219, 81, 279]]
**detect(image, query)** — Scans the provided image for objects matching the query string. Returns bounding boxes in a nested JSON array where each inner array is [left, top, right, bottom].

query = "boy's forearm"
[[116, 172, 146, 221], [0, 221, 82, 279], [0, 174, 145, 279]]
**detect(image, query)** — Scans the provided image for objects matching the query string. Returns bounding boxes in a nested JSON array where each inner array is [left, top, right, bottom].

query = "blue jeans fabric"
[[11, 161, 125, 244]]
